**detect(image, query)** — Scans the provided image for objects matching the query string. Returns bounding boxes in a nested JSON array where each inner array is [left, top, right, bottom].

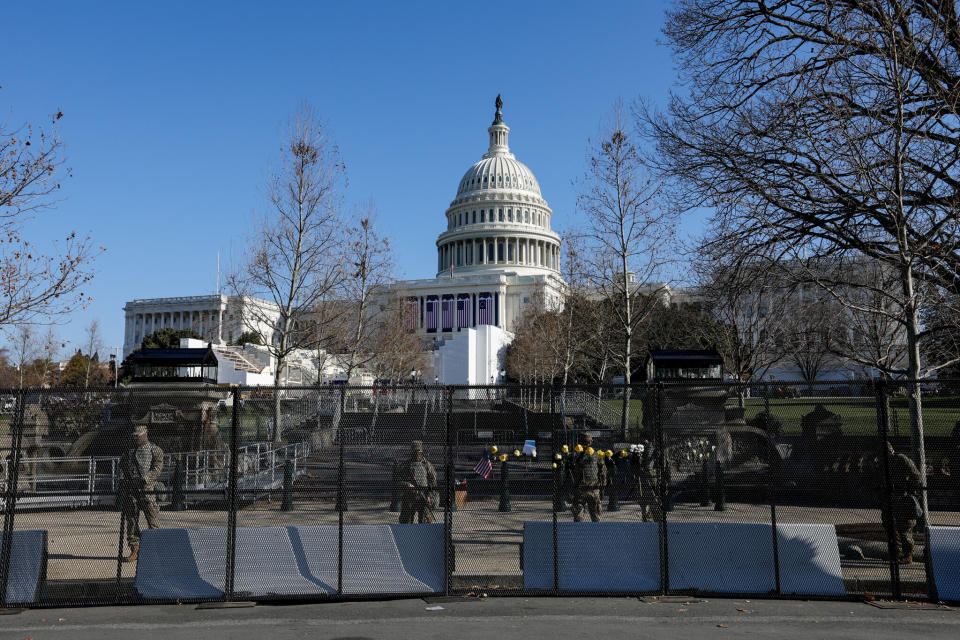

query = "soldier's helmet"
[[133, 425, 148, 437], [411, 440, 423, 452]]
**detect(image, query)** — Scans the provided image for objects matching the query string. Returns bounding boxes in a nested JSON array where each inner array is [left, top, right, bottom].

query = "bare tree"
[[810, 259, 910, 378], [337, 206, 394, 380], [82, 319, 102, 387], [1, 107, 102, 327], [515, 236, 598, 389], [7, 326, 61, 388], [577, 103, 678, 436], [230, 102, 345, 442], [644, 2, 960, 526], [785, 293, 837, 390], [695, 254, 793, 406], [367, 296, 429, 382]]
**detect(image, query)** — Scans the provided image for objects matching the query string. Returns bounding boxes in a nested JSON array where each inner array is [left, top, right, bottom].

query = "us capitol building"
[[378, 97, 565, 383]]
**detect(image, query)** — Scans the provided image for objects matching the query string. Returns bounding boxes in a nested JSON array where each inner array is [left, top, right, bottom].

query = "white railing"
[[0, 441, 311, 510], [510, 389, 624, 428]]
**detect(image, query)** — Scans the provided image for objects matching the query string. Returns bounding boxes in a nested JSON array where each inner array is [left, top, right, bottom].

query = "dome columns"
[[436, 236, 559, 272]]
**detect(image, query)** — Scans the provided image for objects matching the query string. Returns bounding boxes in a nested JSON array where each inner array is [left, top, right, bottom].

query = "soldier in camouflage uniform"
[[880, 442, 924, 564], [565, 433, 606, 522], [629, 440, 658, 522], [399, 440, 438, 524], [119, 425, 164, 563]]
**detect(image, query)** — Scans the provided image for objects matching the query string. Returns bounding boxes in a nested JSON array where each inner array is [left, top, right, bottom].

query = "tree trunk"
[[272, 357, 283, 444], [901, 263, 928, 511], [620, 335, 631, 440]]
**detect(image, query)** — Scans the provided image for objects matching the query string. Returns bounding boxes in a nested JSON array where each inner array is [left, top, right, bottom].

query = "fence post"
[[655, 382, 669, 595], [337, 387, 345, 596], [875, 379, 902, 600], [281, 460, 294, 512], [765, 384, 781, 595], [713, 461, 727, 511], [498, 457, 512, 512], [171, 456, 185, 512], [0, 388, 26, 609], [224, 386, 240, 602], [444, 386, 454, 596], [550, 384, 559, 594], [699, 456, 711, 507]]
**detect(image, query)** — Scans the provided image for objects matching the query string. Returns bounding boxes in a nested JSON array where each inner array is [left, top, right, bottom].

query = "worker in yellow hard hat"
[[565, 433, 605, 522]]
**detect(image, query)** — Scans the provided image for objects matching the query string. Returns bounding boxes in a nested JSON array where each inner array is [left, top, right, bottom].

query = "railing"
[[560, 389, 623, 429], [511, 388, 623, 429], [0, 441, 310, 510]]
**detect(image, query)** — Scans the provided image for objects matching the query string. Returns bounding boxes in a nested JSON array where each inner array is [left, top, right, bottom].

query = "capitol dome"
[[436, 97, 561, 277], [456, 154, 541, 197]]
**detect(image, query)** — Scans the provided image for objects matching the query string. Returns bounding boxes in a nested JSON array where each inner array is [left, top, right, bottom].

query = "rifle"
[[409, 483, 435, 508]]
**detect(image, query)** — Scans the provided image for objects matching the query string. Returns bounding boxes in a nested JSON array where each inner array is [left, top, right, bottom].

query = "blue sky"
[[4, 0, 682, 356]]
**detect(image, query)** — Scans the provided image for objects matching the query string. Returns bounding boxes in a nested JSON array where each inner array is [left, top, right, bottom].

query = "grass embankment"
[[602, 396, 960, 437]]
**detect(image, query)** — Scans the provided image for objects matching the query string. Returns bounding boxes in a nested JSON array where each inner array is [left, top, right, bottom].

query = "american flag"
[[425, 299, 437, 330], [478, 295, 491, 325], [474, 455, 492, 479], [441, 298, 454, 331], [405, 298, 418, 330], [456, 297, 470, 329]]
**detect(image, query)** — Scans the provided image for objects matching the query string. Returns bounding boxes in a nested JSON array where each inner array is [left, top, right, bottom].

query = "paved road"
[[1, 597, 958, 640]]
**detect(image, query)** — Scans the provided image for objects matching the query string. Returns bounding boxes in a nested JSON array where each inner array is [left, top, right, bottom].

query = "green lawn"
[[601, 396, 960, 437]]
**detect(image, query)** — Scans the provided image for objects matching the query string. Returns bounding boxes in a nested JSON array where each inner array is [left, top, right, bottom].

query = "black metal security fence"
[[0, 381, 958, 608]]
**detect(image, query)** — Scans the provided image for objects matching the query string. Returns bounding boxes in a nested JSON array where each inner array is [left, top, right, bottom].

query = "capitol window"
[[472, 211, 476, 224], [480, 210, 485, 222], [507, 209, 513, 221], [498, 209, 504, 221]]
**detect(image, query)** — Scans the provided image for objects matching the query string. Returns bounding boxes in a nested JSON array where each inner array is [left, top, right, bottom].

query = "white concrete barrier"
[[2, 529, 47, 605], [523, 522, 661, 592], [135, 524, 444, 600], [522, 521, 844, 596], [929, 526, 960, 602]]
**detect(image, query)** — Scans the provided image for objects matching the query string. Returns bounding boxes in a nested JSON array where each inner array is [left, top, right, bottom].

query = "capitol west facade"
[[121, 99, 566, 385]]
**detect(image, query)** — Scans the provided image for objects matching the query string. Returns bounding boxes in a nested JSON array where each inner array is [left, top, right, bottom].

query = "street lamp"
[[108, 346, 120, 387]]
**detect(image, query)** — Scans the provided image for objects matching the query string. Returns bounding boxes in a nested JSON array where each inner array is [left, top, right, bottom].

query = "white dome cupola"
[[437, 96, 561, 277]]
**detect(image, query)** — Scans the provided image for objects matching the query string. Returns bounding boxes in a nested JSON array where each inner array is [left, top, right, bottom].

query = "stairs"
[[213, 345, 265, 373]]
